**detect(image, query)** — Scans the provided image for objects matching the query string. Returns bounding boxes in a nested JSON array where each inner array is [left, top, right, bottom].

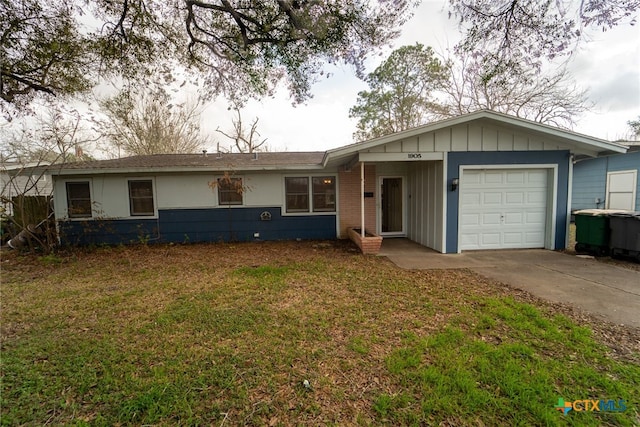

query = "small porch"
[[339, 160, 446, 254]]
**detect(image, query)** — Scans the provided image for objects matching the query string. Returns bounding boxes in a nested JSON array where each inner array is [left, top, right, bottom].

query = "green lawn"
[[1, 242, 639, 426]]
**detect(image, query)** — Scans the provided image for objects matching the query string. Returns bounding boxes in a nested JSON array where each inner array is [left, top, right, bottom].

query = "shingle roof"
[[55, 152, 326, 174]]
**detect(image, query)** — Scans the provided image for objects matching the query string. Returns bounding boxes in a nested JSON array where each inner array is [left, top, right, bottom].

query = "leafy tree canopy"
[[350, 43, 591, 140], [349, 43, 447, 140], [449, 0, 640, 72], [1, 0, 413, 117]]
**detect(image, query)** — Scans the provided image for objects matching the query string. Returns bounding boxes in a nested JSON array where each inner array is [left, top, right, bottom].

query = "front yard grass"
[[2, 241, 639, 426]]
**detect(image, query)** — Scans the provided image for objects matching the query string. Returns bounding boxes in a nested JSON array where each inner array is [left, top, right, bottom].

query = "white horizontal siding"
[[54, 170, 337, 220]]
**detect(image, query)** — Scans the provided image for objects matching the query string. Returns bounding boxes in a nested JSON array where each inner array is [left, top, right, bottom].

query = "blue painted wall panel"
[[58, 219, 159, 245], [446, 151, 570, 253], [572, 157, 607, 210], [159, 207, 336, 243], [58, 207, 336, 245], [572, 151, 640, 211]]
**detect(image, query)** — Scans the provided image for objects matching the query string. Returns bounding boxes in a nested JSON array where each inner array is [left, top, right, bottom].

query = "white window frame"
[[127, 178, 156, 217], [282, 175, 337, 216], [65, 179, 93, 219], [216, 175, 244, 207], [606, 169, 637, 210]]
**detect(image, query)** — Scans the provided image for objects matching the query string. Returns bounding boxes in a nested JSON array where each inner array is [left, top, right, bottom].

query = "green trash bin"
[[574, 210, 611, 255]]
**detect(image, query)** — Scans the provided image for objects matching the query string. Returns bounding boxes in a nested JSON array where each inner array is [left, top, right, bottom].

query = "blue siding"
[[572, 157, 608, 210], [159, 207, 336, 242], [446, 151, 570, 253], [572, 151, 640, 211], [58, 207, 336, 245], [58, 219, 159, 245]]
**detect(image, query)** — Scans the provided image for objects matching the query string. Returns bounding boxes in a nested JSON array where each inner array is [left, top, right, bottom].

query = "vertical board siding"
[[418, 133, 435, 152], [434, 129, 451, 152], [482, 128, 498, 151], [362, 121, 572, 155], [468, 124, 483, 150], [572, 151, 640, 211], [498, 131, 514, 151], [451, 125, 468, 151], [402, 138, 418, 152], [386, 141, 402, 153], [407, 161, 444, 251], [58, 207, 336, 245]]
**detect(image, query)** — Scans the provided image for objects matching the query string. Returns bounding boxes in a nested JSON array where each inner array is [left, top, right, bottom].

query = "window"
[[606, 170, 637, 210], [285, 177, 309, 212], [66, 181, 92, 218], [128, 180, 154, 216], [285, 176, 336, 213], [218, 177, 243, 205], [312, 177, 336, 212]]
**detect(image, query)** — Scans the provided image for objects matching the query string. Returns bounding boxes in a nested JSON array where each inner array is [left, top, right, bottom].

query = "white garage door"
[[459, 169, 548, 250]]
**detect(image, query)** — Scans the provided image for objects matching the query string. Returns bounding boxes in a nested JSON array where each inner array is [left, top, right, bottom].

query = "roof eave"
[[50, 164, 326, 176], [324, 110, 628, 163]]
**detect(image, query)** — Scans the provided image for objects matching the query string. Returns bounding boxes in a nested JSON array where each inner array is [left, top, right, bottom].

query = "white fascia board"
[[2, 161, 52, 171], [51, 164, 327, 176], [358, 152, 444, 162]]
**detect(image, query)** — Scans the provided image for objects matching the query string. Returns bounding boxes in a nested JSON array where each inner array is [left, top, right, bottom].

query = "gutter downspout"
[[566, 154, 574, 250], [361, 161, 365, 238]]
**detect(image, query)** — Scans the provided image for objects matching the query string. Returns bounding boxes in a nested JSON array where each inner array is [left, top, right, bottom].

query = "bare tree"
[[97, 88, 209, 156], [628, 116, 640, 140], [438, 52, 591, 128], [1, 104, 95, 250], [216, 108, 268, 153]]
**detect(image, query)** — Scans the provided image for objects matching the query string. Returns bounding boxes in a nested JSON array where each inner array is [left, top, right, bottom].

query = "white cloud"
[[4, 1, 638, 154], [203, 0, 640, 150]]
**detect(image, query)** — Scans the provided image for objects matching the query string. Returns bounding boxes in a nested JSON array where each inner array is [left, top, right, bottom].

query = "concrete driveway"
[[379, 239, 640, 328]]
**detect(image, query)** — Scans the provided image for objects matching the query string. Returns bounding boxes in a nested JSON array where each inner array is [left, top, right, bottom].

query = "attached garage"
[[446, 150, 569, 254], [459, 168, 551, 250], [315, 110, 629, 254]]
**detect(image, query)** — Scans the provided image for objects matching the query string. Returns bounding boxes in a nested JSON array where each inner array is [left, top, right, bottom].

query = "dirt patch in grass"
[[2, 241, 639, 426]]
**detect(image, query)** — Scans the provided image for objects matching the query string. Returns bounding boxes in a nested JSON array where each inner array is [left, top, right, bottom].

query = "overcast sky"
[[202, 0, 640, 153]]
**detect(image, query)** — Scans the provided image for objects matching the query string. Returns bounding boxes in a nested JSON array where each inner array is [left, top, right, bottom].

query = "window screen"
[[129, 180, 154, 216], [218, 177, 243, 205], [66, 181, 92, 218], [285, 177, 309, 212]]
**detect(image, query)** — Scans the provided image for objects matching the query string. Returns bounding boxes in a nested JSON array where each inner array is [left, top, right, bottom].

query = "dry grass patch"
[[2, 241, 639, 426]]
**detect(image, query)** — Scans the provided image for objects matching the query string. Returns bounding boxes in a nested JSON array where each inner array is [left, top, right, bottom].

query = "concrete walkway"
[[379, 239, 640, 328]]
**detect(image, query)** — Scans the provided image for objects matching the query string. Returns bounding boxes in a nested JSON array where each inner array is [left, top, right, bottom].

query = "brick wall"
[[338, 164, 377, 238]]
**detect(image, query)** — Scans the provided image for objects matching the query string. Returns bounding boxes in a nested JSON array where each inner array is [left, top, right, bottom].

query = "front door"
[[381, 177, 405, 235]]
